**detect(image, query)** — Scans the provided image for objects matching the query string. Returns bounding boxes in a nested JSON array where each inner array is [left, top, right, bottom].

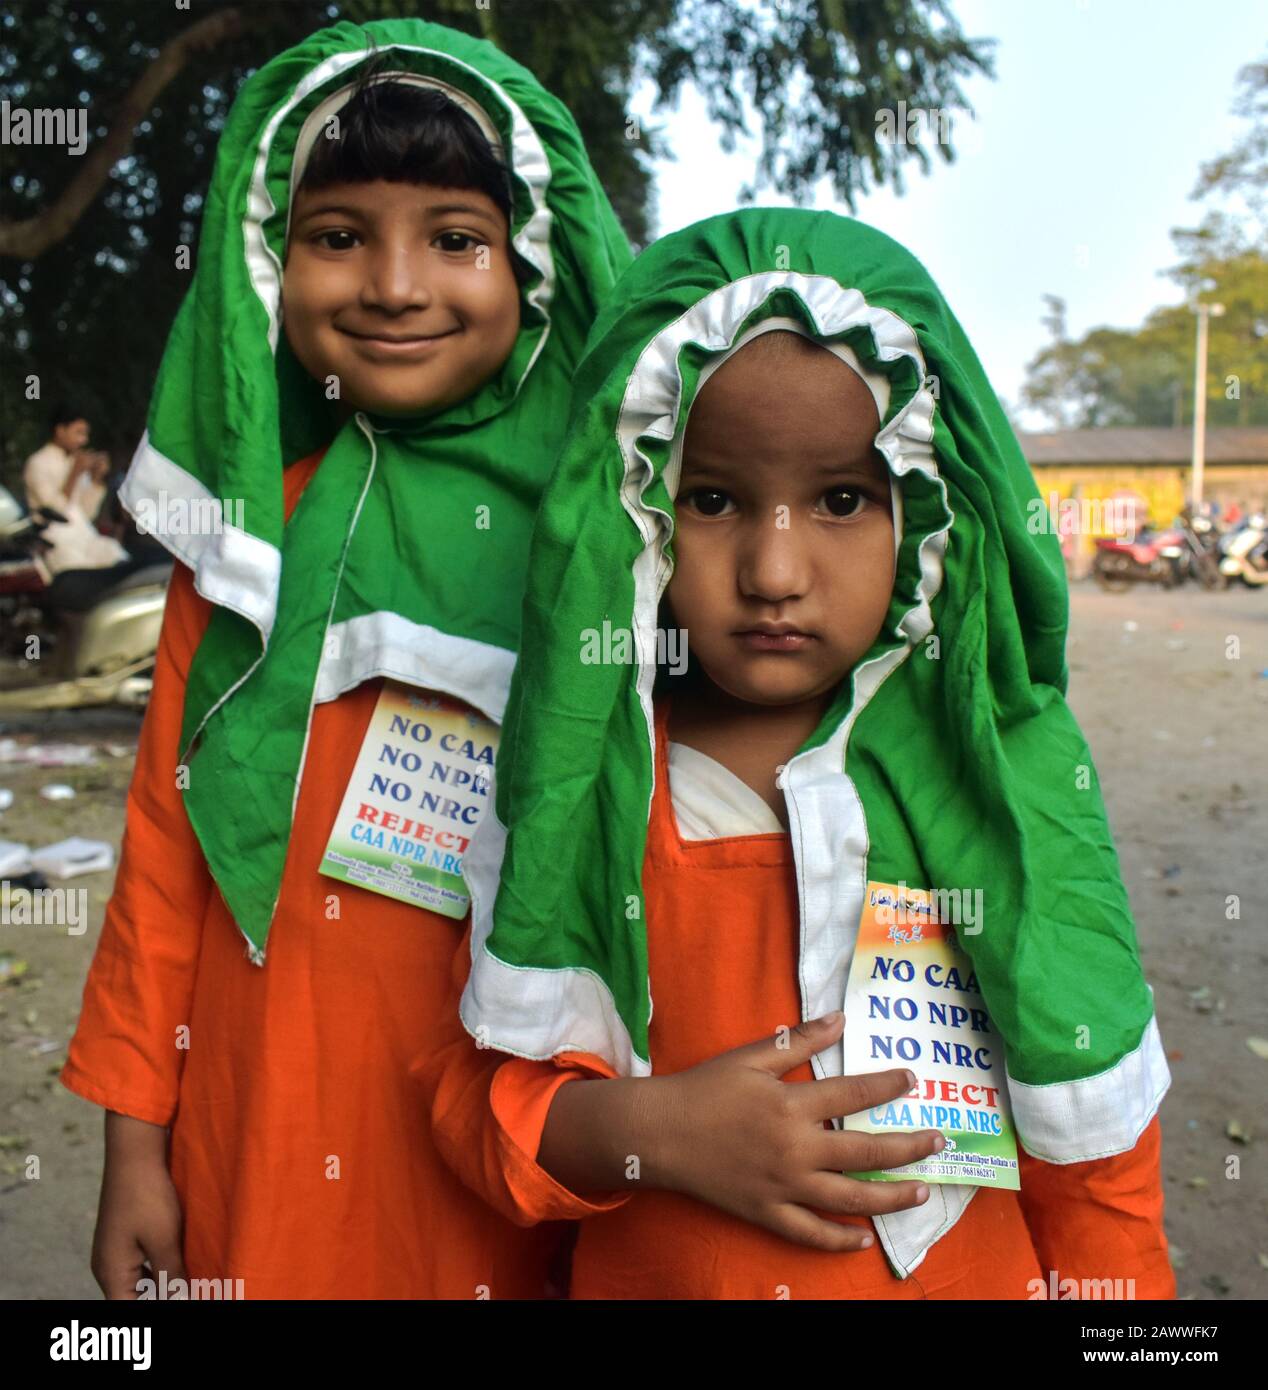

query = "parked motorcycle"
[[1093, 525, 1184, 591], [0, 489, 52, 657], [1093, 511, 1225, 592], [0, 484, 170, 710], [1218, 514, 1268, 589]]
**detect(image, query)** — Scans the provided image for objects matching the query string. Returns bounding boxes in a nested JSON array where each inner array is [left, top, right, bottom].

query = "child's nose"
[[736, 523, 811, 602], [361, 245, 432, 313]]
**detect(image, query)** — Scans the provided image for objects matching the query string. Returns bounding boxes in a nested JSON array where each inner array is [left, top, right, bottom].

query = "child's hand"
[[651, 1012, 942, 1250], [91, 1112, 186, 1299], [540, 1011, 946, 1252]]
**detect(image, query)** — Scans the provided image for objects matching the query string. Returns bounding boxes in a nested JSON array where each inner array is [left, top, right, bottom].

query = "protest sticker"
[[840, 881, 1020, 1189], [319, 683, 497, 918]]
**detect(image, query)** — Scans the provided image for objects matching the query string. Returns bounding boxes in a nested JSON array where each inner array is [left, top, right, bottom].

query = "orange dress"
[[424, 699, 1176, 1300], [62, 449, 561, 1299]]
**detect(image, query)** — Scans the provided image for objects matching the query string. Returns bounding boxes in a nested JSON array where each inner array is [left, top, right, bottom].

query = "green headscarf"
[[461, 211, 1169, 1253], [121, 19, 631, 959]]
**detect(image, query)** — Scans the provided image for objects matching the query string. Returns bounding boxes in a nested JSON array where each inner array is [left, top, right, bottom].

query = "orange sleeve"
[[60, 561, 216, 1127], [1017, 1116, 1175, 1298], [414, 927, 634, 1227]]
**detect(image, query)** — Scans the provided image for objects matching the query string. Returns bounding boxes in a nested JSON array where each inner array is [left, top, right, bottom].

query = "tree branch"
[[0, 6, 248, 260]]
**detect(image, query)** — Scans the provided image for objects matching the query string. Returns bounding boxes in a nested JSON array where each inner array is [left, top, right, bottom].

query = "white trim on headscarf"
[[120, 432, 280, 640]]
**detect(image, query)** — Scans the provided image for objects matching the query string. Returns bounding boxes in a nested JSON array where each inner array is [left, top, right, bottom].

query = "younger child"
[[62, 19, 629, 1299], [425, 209, 1175, 1299]]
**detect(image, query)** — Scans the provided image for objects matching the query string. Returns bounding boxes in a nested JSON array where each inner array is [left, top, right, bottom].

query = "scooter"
[[1218, 514, 1268, 588], [0, 484, 170, 710]]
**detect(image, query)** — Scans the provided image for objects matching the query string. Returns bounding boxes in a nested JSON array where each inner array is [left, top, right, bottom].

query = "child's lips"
[[338, 326, 460, 360], [733, 628, 816, 652]]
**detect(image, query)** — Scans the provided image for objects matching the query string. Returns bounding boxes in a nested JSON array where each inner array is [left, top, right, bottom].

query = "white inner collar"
[[668, 739, 785, 840]]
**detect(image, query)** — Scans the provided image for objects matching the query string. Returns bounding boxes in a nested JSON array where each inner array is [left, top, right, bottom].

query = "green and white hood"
[[461, 208, 1169, 1272], [118, 19, 631, 958]]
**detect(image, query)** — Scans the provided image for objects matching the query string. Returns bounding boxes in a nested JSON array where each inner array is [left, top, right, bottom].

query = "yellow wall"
[[1029, 463, 1268, 531], [1028, 463, 1268, 578]]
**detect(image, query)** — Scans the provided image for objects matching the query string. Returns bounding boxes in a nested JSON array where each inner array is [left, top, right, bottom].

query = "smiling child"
[[62, 19, 629, 1299]]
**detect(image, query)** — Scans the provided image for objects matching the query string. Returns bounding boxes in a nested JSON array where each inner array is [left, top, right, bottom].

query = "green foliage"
[[651, 0, 993, 204], [1, 0, 331, 476]]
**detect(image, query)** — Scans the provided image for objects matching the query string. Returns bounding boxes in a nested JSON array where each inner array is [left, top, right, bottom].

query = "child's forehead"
[[703, 334, 878, 407], [694, 320, 890, 417], [681, 325, 890, 466], [680, 424, 891, 488]]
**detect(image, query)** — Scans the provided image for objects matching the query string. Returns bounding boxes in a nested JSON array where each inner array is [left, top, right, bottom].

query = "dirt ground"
[[0, 582, 1265, 1301]]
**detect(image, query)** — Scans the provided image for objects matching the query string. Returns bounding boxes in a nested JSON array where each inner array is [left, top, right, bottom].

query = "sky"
[[640, 0, 1262, 426]]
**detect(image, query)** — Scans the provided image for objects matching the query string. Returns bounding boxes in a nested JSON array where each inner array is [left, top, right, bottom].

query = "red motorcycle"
[[1093, 513, 1223, 592], [1093, 527, 1181, 591], [0, 485, 53, 657]]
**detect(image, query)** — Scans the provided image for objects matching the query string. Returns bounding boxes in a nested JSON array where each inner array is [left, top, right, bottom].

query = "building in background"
[[1018, 427, 1268, 578]]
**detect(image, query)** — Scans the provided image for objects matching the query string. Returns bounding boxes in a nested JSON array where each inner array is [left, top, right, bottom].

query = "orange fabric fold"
[[1018, 1115, 1175, 1299], [417, 924, 631, 1227]]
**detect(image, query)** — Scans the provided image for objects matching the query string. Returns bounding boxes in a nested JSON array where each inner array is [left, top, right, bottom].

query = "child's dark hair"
[[299, 57, 516, 226]]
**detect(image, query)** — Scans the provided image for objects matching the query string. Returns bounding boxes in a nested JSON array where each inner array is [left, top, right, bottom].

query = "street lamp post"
[[1191, 300, 1225, 509]]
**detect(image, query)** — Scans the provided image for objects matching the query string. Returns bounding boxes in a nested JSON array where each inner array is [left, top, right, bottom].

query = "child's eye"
[[313, 229, 358, 252], [435, 231, 482, 253], [682, 488, 734, 517], [822, 487, 866, 518]]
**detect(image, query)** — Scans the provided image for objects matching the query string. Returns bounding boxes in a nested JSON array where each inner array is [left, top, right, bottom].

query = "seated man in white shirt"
[[24, 406, 91, 513], [21, 404, 135, 601]]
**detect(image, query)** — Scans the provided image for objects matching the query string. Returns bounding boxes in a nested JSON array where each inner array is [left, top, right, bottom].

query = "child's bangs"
[[298, 77, 514, 221]]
